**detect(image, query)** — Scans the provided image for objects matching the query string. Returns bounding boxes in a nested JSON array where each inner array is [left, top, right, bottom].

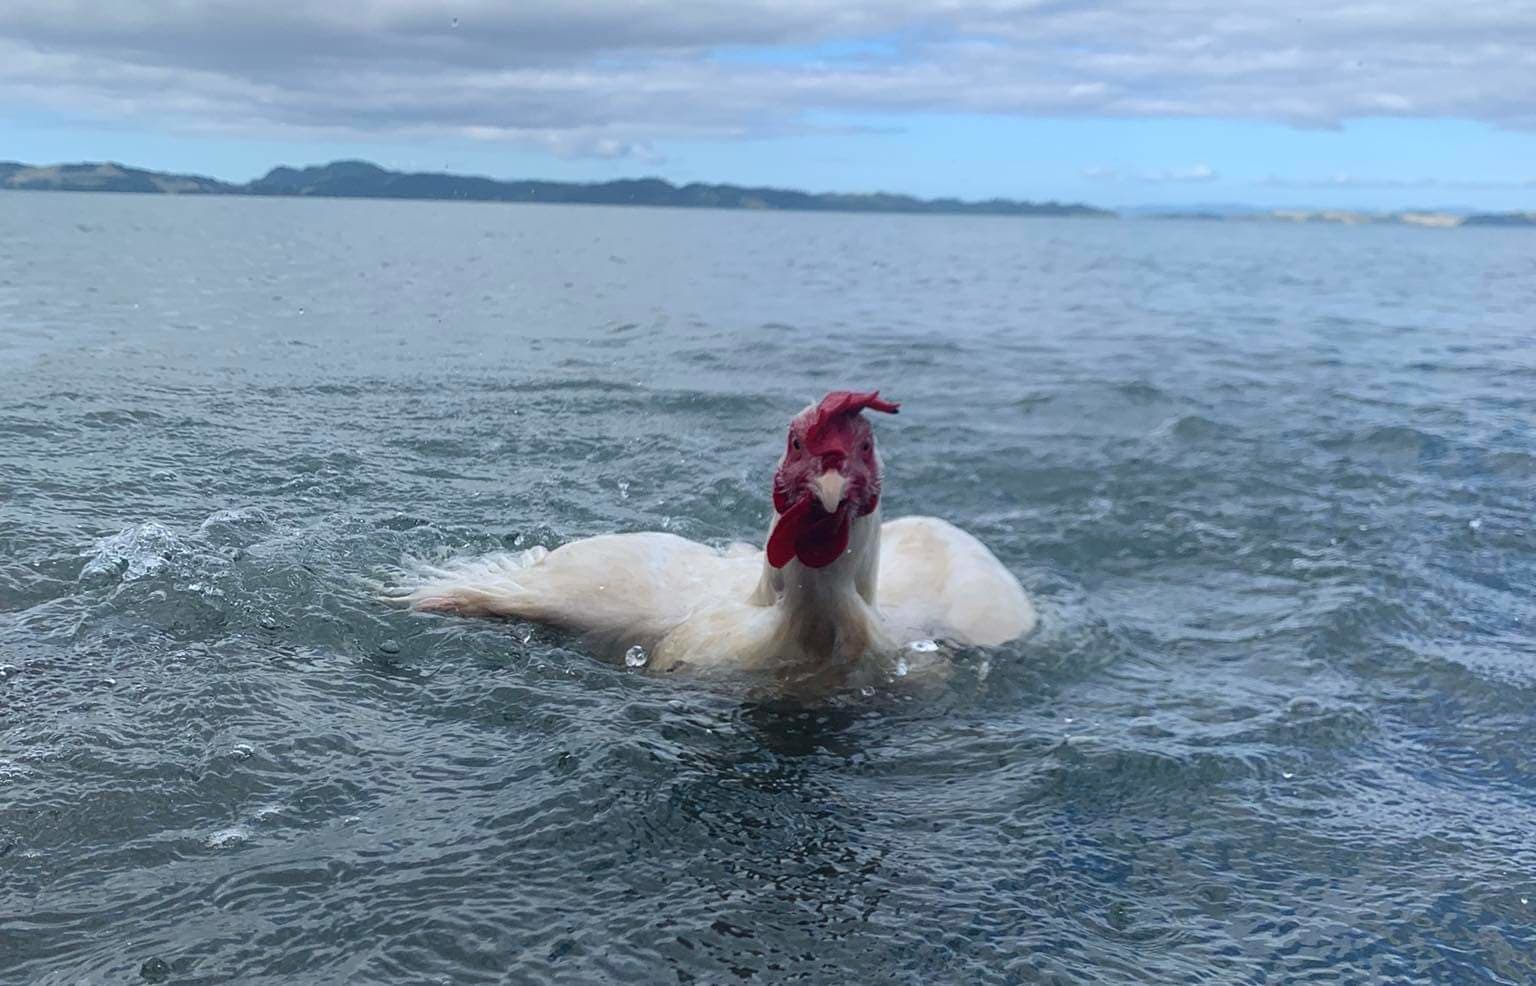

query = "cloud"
[[1259, 173, 1536, 189], [2, 1, 1535, 156], [1143, 164, 1218, 183], [1084, 163, 1218, 183]]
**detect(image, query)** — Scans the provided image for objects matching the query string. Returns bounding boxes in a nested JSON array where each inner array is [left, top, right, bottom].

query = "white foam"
[[80, 522, 182, 582], [204, 826, 250, 849]]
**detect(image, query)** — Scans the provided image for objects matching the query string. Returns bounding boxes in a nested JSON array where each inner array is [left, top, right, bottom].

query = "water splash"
[[204, 827, 250, 849], [79, 522, 181, 582], [624, 645, 649, 669]]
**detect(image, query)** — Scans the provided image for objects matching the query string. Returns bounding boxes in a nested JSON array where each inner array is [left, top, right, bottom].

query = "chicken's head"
[[767, 390, 900, 569]]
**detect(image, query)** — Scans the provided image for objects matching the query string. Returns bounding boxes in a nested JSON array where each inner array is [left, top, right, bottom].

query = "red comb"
[[817, 390, 900, 418], [805, 390, 899, 444]]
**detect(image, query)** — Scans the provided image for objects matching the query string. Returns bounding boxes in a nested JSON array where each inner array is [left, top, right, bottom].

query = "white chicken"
[[385, 391, 1034, 686]]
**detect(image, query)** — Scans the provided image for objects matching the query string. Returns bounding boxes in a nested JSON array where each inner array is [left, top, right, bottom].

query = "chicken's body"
[[386, 392, 1035, 683]]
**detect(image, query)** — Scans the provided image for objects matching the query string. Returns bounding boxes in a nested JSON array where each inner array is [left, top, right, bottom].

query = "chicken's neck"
[[751, 507, 891, 666]]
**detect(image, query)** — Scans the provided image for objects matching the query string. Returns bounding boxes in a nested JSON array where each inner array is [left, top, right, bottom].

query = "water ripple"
[[2, 195, 1534, 983]]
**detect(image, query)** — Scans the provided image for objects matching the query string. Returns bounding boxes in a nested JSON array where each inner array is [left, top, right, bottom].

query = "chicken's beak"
[[810, 469, 846, 513]]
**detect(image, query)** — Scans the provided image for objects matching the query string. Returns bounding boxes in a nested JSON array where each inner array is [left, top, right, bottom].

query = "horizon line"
[[1, 157, 1530, 222]]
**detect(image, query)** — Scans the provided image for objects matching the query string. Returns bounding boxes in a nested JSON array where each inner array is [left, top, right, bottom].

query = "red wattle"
[[767, 497, 810, 568], [766, 498, 853, 570], [795, 504, 852, 568]]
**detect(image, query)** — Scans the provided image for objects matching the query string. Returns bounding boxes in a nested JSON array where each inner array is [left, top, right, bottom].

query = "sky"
[[2, 1, 1535, 211]]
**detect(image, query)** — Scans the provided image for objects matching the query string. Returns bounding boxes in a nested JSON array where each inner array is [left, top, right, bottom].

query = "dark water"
[[3, 192, 1535, 984]]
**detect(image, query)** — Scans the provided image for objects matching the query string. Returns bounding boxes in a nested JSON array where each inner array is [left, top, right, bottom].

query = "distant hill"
[[1137, 211, 1228, 221], [1118, 202, 1272, 218], [1, 158, 1113, 218], [1141, 207, 1526, 228], [246, 159, 1116, 217], [1462, 212, 1536, 226], [0, 161, 233, 194]]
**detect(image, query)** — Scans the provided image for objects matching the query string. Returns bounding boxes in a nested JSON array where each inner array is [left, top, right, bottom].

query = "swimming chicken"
[[386, 391, 1034, 684]]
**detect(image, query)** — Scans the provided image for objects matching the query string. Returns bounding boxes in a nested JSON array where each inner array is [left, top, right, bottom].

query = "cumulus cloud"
[[2, 1, 1534, 157]]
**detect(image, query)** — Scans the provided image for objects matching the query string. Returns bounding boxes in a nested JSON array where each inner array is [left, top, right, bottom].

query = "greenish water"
[[3, 192, 1535, 984]]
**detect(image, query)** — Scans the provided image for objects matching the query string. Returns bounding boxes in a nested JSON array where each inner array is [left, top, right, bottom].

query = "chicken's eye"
[[791, 437, 802, 451], [861, 441, 872, 453]]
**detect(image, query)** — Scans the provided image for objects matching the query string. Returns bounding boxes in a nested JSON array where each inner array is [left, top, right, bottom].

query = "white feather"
[[383, 505, 1034, 680]]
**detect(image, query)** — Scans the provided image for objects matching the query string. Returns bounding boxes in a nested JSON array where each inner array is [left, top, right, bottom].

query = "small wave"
[[1486, 451, 1536, 477], [198, 507, 274, 547], [1116, 380, 1170, 404], [1149, 414, 1235, 442], [0, 415, 69, 440], [1321, 425, 1448, 462], [79, 408, 169, 429]]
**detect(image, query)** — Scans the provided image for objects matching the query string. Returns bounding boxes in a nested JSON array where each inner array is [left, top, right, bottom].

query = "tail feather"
[[378, 547, 551, 618]]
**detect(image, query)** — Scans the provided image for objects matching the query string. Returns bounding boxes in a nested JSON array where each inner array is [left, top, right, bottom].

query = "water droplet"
[[0, 664, 17, 679], [859, 686, 875, 697], [909, 639, 939, 653], [976, 658, 991, 681], [894, 657, 909, 677], [1522, 896, 1529, 905], [1469, 518, 1483, 531], [140, 957, 171, 983], [618, 480, 630, 500], [230, 743, 254, 760], [1282, 771, 1295, 779], [624, 645, 648, 669], [378, 639, 401, 655], [451, 15, 459, 27]]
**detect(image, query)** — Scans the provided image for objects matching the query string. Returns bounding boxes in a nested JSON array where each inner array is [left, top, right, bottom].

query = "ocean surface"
[[2, 192, 1535, 985]]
